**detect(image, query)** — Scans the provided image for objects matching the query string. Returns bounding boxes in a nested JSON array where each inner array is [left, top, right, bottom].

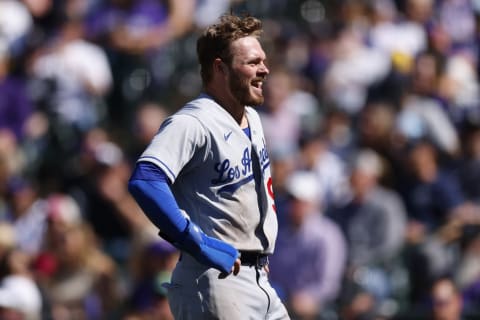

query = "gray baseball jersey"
[[138, 93, 278, 253]]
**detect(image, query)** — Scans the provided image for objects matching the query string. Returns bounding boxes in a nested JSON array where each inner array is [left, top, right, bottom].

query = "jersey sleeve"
[[138, 114, 208, 183]]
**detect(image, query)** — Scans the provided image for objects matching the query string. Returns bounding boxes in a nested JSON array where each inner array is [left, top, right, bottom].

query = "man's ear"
[[214, 58, 227, 75]]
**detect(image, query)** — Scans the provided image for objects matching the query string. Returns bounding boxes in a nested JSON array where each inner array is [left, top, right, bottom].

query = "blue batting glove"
[[174, 220, 239, 273]]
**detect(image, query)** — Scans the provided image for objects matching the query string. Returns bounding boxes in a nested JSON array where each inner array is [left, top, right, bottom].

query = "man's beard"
[[228, 71, 264, 106]]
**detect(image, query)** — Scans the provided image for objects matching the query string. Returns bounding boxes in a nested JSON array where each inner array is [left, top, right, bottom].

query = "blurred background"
[[1, 0, 480, 319]]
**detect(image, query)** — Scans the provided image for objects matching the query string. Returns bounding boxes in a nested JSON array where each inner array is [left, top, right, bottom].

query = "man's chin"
[[233, 90, 264, 106], [251, 99, 264, 106], [245, 94, 264, 107]]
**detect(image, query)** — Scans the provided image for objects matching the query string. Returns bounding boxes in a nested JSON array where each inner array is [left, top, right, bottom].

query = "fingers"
[[232, 258, 241, 275], [218, 258, 241, 279]]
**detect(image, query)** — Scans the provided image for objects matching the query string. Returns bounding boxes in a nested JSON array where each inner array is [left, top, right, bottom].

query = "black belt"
[[239, 251, 269, 268]]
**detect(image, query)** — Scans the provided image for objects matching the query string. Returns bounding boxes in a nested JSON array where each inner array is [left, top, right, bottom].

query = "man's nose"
[[259, 62, 269, 75]]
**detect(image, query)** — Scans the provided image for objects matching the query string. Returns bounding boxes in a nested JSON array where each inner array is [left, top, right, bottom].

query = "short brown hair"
[[197, 14, 263, 83]]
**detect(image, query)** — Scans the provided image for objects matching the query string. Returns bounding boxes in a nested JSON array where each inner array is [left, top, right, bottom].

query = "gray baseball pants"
[[165, 254, 290, 320]]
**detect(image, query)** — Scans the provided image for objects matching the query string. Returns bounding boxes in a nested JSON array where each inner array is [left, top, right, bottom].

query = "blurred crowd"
[[1, 0, 480, 319]]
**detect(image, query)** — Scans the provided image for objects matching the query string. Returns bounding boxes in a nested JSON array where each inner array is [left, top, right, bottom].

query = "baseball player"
[[128, 14, 290, 320]]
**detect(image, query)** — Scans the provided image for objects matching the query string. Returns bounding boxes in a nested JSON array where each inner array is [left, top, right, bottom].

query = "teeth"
[[252, 81, 262, 88]]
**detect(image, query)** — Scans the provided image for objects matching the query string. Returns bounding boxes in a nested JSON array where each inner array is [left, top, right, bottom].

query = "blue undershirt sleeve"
[[128, 161, 187, 239]]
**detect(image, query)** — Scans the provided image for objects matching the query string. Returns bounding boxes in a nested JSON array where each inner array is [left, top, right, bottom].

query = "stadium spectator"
[[296, 130, 351, 210], [400, 140, 476, 231], [0, 49, 33, 140], [3, 177, 48, 256], [328, 149, 407, 308], [259, 68, 319, 155], [34, 193, 119, 319], [270, 171, 347, 319], [395, 52, 461, 157], [85, 0, 195, 127], [125, 239, 178, 320], [323, 23, 391, 115], [0, 248, 42, 320], [127, 101, 168, 161], [368, 0, 428, 65], [29, 17, 112, 132], [0, 0, 32, 57], [430, 277, 464, 320], [67, 137, 152, 263]]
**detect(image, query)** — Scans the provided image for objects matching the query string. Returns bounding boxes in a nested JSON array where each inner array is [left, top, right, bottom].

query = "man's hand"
[[218, 258, 241, 279], [174, 220, 239, 274]]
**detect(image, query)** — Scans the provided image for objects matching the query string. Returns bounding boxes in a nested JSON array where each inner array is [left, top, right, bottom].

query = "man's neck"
[[205, 86, 245, 125]]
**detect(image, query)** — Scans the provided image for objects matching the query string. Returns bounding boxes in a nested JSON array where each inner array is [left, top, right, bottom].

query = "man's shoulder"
[[175, 94, 226, 119], [177, 95, 213, 113]]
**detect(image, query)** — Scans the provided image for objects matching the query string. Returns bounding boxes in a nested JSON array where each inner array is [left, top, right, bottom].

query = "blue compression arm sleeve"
[[128, 162, 187, 239], [128, 162, 239, 273]]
